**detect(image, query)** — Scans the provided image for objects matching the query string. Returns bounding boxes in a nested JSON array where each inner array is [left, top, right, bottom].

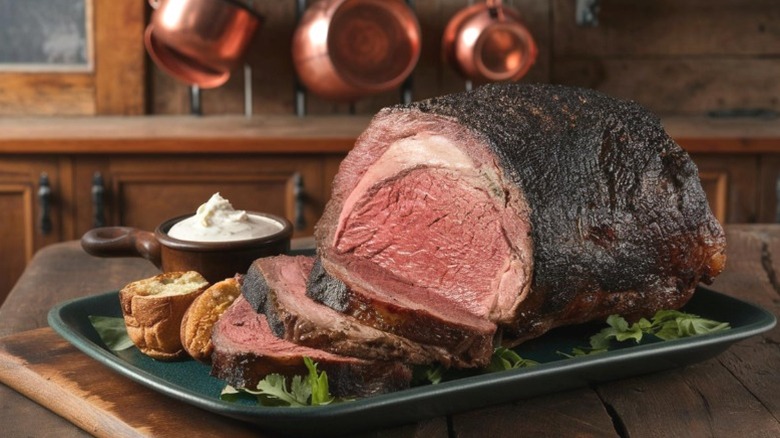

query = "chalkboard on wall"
[[0, 0, 92, 71]]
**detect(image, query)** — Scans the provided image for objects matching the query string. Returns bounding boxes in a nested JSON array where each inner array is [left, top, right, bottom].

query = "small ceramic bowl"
[[81, 212, 292, 283]]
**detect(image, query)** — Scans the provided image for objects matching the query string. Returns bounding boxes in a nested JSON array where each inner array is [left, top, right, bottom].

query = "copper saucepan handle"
[[81, 227, 162, 269], [486, 0, 505, 21]]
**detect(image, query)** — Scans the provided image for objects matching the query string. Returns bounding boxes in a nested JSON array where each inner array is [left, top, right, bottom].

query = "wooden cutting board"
[[0, 327, 263, 438]]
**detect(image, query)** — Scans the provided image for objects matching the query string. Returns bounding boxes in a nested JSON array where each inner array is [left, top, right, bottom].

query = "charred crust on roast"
[[306, 257, 349, 312], [262, 292, 287, 339], [240, 261, 271, 313]]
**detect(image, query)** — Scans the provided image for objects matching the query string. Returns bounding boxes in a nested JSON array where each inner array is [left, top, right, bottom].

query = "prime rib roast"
[[212, 83, 726, 396]]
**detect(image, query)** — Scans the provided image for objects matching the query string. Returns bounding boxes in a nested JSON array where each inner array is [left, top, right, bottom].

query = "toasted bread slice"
[[180, 276, 241, 362], [119, 271, 209, 360]]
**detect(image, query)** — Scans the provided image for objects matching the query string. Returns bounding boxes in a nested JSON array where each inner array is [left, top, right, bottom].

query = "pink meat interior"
[[329, 113, 532, 323]]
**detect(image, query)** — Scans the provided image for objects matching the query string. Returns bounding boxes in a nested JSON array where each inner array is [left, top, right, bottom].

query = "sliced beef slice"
[[313, 83, 726, 344], [308, 256, 496, 367], [242, 254, 465, 366], [210, 295, 412, 398]]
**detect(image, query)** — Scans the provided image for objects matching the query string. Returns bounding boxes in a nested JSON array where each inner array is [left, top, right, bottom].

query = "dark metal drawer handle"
[[38, 172, 52, 235], [293, 172, 306, 229], [92, 172, 106, 228]]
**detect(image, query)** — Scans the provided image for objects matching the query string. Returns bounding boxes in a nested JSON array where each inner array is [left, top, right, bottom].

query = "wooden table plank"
[[591, 225, 780, 437], [596, 360, 780, 438], [0, 328, 263, 438], [450, 388, 619, 437]]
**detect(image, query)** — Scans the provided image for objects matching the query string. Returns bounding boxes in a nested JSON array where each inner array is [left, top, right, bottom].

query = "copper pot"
[[293, 0, 421, 101], [145, 0, 263, 88], [442, 0, 537, 83], [81, 212, 292, 283]]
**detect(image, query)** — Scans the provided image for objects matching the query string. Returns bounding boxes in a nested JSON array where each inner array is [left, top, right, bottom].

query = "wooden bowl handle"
[[81, 227, 162, 269]]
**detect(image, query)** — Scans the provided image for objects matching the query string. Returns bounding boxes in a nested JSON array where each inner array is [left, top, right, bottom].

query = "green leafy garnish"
[[88, 315, 134, 352], [651, 310, 731, 340], [564, 310, 730, 357], [305, 356, 335, 406], [221, 357, 341, 407], [413, 346, 539, 386], [488, 347, 539, 372]]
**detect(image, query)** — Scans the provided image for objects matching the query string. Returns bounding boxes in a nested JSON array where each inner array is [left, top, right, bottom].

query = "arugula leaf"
[[562, 309, 730, 357], [488, 347, 539, 372], [651, 310, 731, 340], [88, 315, 134, 352]]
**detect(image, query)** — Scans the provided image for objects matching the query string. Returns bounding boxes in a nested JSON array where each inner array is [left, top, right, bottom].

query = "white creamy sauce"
[[167, 193, 282, 242]]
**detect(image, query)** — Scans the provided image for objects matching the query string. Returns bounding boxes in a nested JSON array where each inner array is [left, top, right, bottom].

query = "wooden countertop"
[[0, 115, 778, 154], [0, 225, 778, 437]]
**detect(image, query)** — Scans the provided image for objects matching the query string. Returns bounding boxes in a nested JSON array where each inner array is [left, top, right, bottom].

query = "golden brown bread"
[[180, 276, 242, 362], [119, 271, 209, 360]]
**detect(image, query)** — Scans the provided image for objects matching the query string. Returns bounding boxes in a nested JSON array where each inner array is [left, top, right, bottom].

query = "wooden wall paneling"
[[550, 0, 780, 116], [0, 73, 95, 116], [552, 0, 780, 57], [551, 58, 780, 115], [248, 0, 298, 115], [690, 153, 760, 223], [93, 0, 147, 115]]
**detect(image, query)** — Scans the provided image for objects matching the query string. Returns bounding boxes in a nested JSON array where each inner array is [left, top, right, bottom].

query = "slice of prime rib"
[[241, 254, 463, 366], [311, 82, 726, 347], [210, 295, 412, 398]]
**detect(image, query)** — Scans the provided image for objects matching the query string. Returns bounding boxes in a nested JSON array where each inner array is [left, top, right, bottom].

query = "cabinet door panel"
[[0, 159, 62, 304], [758, 155, 780, 223], [690, 154, 758, 224]]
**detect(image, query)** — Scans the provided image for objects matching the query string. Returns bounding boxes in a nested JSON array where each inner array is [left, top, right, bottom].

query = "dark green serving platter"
[[48, 286, 775, 437]]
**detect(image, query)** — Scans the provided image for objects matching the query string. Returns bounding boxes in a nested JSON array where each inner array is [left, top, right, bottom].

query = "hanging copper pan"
[[145, 0, 263, 88], [442, 0, 537, 83], [293, 0, 421, 102]]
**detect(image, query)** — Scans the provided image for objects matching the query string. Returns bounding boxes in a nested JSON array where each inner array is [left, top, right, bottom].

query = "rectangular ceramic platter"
[[48, 287, 776, 437]]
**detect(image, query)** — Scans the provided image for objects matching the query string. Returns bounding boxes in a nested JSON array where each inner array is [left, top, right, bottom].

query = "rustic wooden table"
[[0, 225, 778, 437]]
